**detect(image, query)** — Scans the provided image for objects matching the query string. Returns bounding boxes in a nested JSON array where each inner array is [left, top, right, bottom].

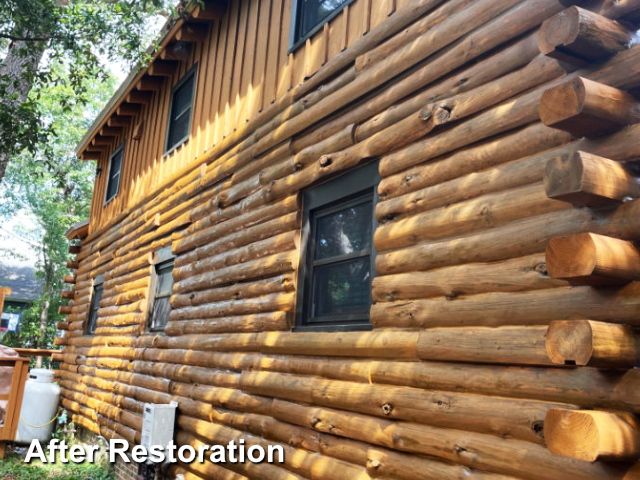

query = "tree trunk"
[[0, 39, 47, 184]]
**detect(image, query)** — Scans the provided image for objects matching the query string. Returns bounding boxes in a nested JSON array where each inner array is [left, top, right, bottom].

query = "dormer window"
[[165, 65, 197, 154], [105, 142, 124, 205]]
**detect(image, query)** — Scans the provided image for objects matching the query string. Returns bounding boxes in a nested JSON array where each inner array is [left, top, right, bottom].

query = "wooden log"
[[190, 0, 227, 21], [63, 275, 76, 284], [240, 370, 572, 444], [61, 290, 75, 300], [68, 244, 81, 254], [545, 409, 640, 462], [171, 274, 295, 309], [66, 260, 79, 269], [544, 150, 640, 206], [545, 320, 638, 368], [269, 399, 629, 480], [115, 103, 140, 116], [546, 233, 640, 285], [369, 360, 640, 414], [371, 282, 640, 328], [417, 326, 555, 366], [169, 293, 294, 321], [539, 7, 633, 64], [58, 305, 72, 315], [374, 182, 568, 252], [539, 77, 640, 137], [372, 253, 566, 302]]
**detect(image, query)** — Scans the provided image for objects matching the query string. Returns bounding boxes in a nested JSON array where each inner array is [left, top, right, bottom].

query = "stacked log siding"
[[58, 0, 640, 479]]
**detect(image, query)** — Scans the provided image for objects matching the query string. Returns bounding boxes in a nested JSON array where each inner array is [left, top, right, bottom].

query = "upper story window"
[[296, 161, 379, 331], [85, 276, 103, 336], [148, 247, 175, 332], [289, 0, 353, 51], [165, 65, 197, 155], [105, 142, 124, 205]]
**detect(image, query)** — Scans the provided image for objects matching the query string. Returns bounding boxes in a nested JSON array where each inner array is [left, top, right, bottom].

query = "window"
[[165, 66, 197, 154], [289, 0, 353, 51], [86, 276, 103, 336], [105, 143, 124, 204], [296, 161, 379, 331], [148, 247, 175, 332]]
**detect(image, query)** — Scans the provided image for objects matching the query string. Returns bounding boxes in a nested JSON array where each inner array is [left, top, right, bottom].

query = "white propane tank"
[[15, 369, 60, 443]]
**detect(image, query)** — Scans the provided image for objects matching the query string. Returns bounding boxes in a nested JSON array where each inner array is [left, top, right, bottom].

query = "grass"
[[0, 452, 115, 480]]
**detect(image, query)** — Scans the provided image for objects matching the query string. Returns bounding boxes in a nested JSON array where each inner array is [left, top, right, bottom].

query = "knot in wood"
[[319, 156, 332, 167], [366, 459, 382, 471], [534, 263, 548, 275], [420, 107, 433, 121], [435, 105, 451, 123], [381, 403, 394, 415]]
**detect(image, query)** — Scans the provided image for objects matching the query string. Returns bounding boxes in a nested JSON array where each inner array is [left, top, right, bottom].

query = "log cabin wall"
[[58, 0, 640, 479]]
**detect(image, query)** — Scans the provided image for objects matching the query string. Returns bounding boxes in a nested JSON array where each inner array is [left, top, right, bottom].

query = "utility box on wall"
[[140, 401, 178, 454]]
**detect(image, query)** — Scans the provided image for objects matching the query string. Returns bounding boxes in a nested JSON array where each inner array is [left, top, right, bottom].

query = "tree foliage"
[[0, 68, 117, 356], [0, 0, 173, 183]]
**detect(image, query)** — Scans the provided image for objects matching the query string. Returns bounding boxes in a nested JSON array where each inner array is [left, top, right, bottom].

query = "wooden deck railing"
[[0, 357, 30, 459]]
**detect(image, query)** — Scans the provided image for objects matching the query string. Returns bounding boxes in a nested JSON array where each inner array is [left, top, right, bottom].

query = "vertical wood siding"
[[90, 0, 392, 231]]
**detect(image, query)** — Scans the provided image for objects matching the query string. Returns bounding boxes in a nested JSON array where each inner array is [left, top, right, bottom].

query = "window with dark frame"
[[289, 0, 353, 52], [296, 161, 379, 331], [148, 248, 175, 332], [165, 66, 197, 154], [105, 143, 124, 204], [85, 277, 103, 336]]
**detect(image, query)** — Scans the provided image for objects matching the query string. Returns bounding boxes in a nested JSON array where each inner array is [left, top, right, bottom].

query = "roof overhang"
[[65, 219, 90, 241], [75, 0, 227, 160]]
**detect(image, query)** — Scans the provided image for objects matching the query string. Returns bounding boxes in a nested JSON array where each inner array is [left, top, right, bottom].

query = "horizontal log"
[[543, 150, 640, 206], [539, 7, 633, 64], [58, 305, 72, 315], [240, 370, 571, 444], [171, 274, 295, 309], [371, 283, 640, 328], [374, 182, 568, 252], [63, 275, 76, 284], [545, 409, 640, 462], [61, 290, 75, 300], [539, 77, 640, 137], [269, 399, 628, 480], [165, 311, 292, 335], [546, 233, 640, 285], [372, 253, 566, 302], [369, 360, 640, 413], [417, 326, 555, 366], [169, 293, 294, 321], [545, 319, 639, 368]]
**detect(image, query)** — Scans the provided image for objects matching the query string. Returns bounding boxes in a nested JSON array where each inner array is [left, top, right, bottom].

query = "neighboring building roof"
[[0, 228, 42, 303], [65, 219, 90, 241]]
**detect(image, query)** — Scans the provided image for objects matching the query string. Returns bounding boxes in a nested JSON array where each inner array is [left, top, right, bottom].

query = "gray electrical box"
[[141, 401, 178, 457]]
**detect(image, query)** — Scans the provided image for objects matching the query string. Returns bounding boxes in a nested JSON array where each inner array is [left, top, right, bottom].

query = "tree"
[[0, 68, 117, 364], [0, 0, 175, 184]]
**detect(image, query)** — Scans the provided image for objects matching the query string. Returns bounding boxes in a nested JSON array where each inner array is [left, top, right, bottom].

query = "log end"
[[545, 409, 602, 462], [545, 320, 594, 366], [546, 233, 597, 281]]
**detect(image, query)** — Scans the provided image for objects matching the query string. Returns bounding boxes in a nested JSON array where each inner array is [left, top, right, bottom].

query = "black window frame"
[[295, 161, 379, 332], [288, 0, 357, 53], [164, 64, 198, 156], [104, 142, 124, 205], [147, 247, 175, 333], [85, 275, 104, 336]]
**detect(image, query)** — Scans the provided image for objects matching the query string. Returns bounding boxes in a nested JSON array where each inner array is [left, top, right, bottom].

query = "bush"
[[0, 452, 115, 480]]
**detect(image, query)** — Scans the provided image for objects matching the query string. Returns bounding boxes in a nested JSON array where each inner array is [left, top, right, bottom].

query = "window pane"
[[168, 112, 191, 148], [311, 257, 371, 318], [151, 296, 171, 331], [87, 285, 103, 334], [300, 0, 346, 37], [315, 200, 372, 260], [106, 149, 123, 201], [156, 262, 174, 297]]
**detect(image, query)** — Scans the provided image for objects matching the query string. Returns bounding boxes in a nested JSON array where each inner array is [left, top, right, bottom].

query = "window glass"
[[315, 200, 372, 260], [105, 145, 123, 204], [312, 257, 371, 317], [166, 68, 196, 153], [293, 0, 350, 47], [86, 283, 103, 335], [149, 260, 174, 331]]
